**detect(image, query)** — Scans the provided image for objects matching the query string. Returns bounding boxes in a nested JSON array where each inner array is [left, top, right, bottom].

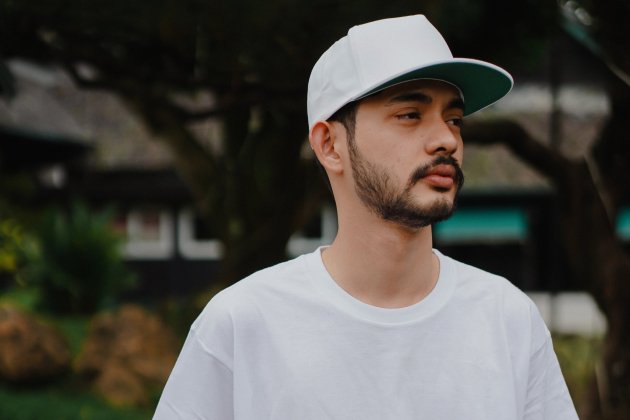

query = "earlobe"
[[309, 121, 344, 174]]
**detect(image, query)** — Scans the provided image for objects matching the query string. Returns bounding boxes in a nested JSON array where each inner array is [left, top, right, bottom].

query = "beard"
[[348, 141, 464, 231]]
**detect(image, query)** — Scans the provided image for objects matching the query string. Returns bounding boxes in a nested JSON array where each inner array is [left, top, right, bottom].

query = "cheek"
[[384, 144, 415, 177], [357, 127, 400, 164], [379, 139, 425, 180], [456, 141, 464, 165]]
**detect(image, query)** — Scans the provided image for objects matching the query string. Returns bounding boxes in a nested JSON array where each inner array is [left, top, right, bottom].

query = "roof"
[[0, 125, 91, 170]]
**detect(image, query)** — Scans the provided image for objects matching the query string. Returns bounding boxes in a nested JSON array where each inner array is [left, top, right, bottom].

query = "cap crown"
[[350, 15, 452, 90], [307, 15, 513, 130]]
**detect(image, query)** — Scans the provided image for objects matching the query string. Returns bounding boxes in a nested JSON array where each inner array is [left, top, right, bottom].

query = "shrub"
[[23, 203, 136, 315], [0, 219, 36, 283]]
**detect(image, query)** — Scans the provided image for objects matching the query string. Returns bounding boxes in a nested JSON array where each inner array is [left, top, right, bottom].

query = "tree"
[[463, 2, 630, 417], [0, 0, 556, 284], [1, 1, 628, 416], [0, 0, 428, 284]]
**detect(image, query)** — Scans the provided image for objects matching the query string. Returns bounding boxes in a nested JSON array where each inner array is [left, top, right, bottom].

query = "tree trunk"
[[573, 81, 630, 420], [214, 104, 327, 286], [557, 161, 630, 419]]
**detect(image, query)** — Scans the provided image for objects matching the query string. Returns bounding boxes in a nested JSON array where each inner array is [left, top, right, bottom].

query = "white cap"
[[307, 15, 513, 130]]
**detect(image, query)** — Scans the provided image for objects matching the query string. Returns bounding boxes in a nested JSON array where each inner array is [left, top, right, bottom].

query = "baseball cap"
[[307, 15, 513, 130]]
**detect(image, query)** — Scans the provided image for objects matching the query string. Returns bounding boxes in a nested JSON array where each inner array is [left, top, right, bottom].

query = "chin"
[[423, 195, 458, 217], [416, 188, 457, 207]]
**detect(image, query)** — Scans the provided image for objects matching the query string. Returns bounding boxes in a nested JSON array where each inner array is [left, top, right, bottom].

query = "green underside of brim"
[[363, 62, 513, 115]]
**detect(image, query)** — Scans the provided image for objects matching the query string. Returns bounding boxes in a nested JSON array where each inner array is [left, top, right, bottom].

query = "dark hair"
[[328, 100, 359, 138], [315, 101, 359, 193]]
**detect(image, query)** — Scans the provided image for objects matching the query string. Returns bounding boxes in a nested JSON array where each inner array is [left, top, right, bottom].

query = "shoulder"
[[214, 251, 313, 306], [184, 253, 315, 365], [191, 251, 316, 331], [438, 251, 549, 347]]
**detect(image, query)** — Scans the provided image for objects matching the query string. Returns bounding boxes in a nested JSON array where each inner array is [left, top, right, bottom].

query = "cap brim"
[[358, 58, 513, 116]]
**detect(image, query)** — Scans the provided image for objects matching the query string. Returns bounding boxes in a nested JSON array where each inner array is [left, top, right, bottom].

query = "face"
[[345, 80, 465, 230]]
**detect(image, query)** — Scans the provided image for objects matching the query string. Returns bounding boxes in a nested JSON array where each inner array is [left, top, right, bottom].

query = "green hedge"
[[0, 383, 152, 420]]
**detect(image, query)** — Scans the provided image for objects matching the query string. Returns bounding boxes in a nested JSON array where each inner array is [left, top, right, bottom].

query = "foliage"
[[553, 334, 603, 409], [54, 315, 90, 357], [22, 203, 136, 315], [0, 382, 152, 420], [0, 298, 159, 416], [0, 0, 558, 285], [1, 0, 629, 416], [0, 298, 142, 416], [0, 219, 36, 278], [0, 173, 38, 224], [0, 287, 40, 314]]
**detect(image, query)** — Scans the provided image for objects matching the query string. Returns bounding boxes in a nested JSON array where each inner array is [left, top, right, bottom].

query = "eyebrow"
[[386, 91, 465, 112]]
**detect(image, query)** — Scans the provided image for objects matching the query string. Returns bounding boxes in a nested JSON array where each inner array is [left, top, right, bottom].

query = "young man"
[[154, 15, 578, 419]]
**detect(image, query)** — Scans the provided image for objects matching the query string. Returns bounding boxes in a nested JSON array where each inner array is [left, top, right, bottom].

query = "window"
[[178, 207, 223, 259], [120, 207, 175, 259]]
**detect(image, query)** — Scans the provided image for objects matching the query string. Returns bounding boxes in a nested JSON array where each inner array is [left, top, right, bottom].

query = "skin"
[[309, 80, 465, 309]]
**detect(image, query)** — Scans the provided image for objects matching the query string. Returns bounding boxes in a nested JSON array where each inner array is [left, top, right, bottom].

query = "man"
[[154, 15, 578, 419]]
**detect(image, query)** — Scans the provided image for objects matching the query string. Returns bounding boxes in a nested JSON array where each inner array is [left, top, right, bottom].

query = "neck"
[[322, 208, 439, 309]]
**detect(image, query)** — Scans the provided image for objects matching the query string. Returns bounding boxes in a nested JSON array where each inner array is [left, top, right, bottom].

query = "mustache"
[[408, 156, 465, 190]]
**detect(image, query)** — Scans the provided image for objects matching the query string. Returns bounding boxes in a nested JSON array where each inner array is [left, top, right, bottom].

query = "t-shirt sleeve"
[[153, 294, 235, 419], [523, 305, 579, 420], [153, 329, 234, 419]]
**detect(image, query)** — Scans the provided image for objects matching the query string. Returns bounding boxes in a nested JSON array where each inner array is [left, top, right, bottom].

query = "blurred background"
[[0, 0, 628, 419]]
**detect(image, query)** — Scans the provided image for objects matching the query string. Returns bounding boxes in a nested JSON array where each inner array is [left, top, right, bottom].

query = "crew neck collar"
[[305, 247, 456, 326]]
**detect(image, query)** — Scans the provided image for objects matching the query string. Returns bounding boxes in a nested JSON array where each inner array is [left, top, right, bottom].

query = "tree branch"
[[463, 118, 571, 185]]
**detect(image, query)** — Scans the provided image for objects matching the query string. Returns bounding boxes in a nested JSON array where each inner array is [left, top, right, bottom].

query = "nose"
[[423, 118, 460, 157]]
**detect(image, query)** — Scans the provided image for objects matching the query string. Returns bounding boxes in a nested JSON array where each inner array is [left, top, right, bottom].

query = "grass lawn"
[[0, 290, 158, 420], [0, 382, 154, 420]]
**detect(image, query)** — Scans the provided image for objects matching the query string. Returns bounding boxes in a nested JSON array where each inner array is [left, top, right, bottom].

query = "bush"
[[0, 382, 152, 420], [0, 219, 36, 286], [553, 334, 603, 410], [23, 203, 136, 315]]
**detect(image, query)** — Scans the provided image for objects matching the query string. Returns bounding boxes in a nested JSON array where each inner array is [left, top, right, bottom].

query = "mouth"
[[420, 164, 456, 189], [408, 156, 464, 192]]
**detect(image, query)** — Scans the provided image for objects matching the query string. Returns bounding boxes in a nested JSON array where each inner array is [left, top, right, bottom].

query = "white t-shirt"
[[154, 249, 578, 419]]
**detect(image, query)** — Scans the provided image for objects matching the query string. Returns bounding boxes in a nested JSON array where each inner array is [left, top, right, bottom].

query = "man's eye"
[[448, 117, 464, 128], [396, 112, 420, 120]]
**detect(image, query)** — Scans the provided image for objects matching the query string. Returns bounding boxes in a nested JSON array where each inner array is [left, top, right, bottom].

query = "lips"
[[408, 157, 464, 191], [422, 164, 456, 189]]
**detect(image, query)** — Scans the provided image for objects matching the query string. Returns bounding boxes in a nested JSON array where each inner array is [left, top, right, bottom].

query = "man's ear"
[[309, 121, 344, 175]]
